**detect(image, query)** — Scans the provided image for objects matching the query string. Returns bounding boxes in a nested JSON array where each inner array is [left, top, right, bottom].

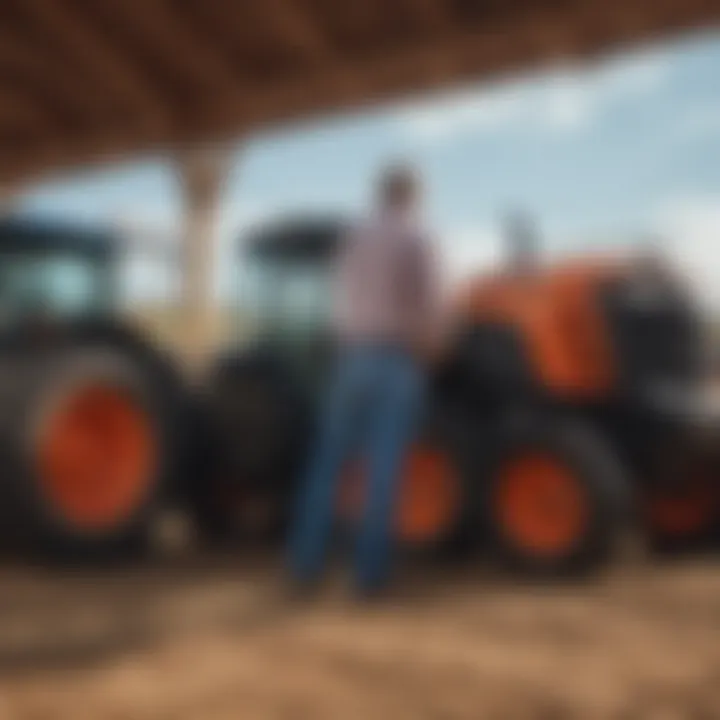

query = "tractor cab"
[[0, 217, 116, 330], [192, 217, 349, 544], [236, 215, 348, 390]]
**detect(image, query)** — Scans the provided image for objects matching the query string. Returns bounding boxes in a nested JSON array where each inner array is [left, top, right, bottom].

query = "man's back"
[[334, 212, 438, 350]]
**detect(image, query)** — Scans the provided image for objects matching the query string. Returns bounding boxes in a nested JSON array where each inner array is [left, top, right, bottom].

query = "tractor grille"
[[599, 277, 702, 394]]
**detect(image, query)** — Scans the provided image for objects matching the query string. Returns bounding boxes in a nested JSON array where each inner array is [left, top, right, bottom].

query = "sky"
[[15, 28, 720, 306]]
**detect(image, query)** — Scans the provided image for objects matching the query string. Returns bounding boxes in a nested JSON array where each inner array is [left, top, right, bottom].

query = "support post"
[[177, 146, 228, 370]]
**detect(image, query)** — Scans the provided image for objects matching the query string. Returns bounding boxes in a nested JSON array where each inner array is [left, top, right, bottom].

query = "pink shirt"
[[333, 211, 440, 349]]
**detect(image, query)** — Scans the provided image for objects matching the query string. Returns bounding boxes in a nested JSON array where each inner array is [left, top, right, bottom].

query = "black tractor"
[[193, 216, 476, 554], [0, 216, 183, 559]]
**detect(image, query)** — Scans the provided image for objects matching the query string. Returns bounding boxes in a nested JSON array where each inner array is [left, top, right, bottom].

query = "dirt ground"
[[1, 551, 720, 720]]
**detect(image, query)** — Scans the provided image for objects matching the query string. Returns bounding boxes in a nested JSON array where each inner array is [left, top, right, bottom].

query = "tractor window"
[[0, 253, 112, 319], [243, 256, 333, 337]]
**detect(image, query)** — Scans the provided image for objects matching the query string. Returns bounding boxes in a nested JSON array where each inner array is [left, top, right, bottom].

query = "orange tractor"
[[198, 215, 720, 576], [447, 251, 718, 571]]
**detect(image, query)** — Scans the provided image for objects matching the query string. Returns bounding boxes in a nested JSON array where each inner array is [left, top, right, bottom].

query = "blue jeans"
[[288, 344, 424, 591]]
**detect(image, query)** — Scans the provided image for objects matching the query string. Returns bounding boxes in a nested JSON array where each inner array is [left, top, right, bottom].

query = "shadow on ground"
[[1, 550, 720, 719]]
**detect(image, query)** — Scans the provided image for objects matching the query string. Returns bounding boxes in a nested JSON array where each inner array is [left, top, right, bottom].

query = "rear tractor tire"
[[338, 403, 477, 558], [480, 414, 630, 578], [644, 448, 720, 555], [189, 350, 311, 547], [0, 347, 170, 561]]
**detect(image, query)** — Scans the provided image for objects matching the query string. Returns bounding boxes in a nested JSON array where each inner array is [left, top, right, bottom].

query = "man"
[[287, 163, 441, 597]]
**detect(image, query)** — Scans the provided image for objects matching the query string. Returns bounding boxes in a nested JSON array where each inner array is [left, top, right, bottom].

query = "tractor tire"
[[189, 349, 311, 546], [479, 412, 630, 578], [0, 346, 170, 560], [66, 317, 189, 508], [644, 446, 720, 555], [338, 401, 477, 557], [1, 314, 187, 508]]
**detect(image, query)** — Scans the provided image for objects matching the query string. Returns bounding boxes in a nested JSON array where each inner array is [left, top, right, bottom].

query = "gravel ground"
[[1, 553, 719, 719]]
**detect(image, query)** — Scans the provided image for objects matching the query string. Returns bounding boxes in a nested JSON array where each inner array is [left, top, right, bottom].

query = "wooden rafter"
[[1, 0, 720, 187], [106, 0, 237, 92], [17, 0, 170, 131], [0, 31, 113, 126], [0, 36, 54, 132], [0, 89, 43, 130], [0, 31, 47, 73], [405, 0, 452, 29], [255, 0, 330, 61]]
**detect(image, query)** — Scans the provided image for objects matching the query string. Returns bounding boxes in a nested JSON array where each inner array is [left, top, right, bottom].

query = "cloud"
[[399, 91, 530, 141], [654, 196, 720, 310], [596, 52, 668, 96], [392, 49, 669, 145], [440, 224, 504, 285]]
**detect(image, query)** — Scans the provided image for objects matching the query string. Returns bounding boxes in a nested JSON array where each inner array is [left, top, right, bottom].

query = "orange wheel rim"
[[340, 445, 459, 543], [38, 385, 156, 531], [647, 476, 716, 537], [397, 448, 459, 542], [496, 452, 587, 557]]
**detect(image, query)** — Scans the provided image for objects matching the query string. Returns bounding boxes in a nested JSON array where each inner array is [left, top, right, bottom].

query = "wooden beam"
[[0, 31, 46, 71], [0, 31, 114, 125], [405, 0, 452, 29], [106, 0, 237, 92], [0, 41, 49, 132], [183, 1, 325, 76], [0, 88, 43, 129], [253, 0, 330, 61], [17, 0, 170, 131]]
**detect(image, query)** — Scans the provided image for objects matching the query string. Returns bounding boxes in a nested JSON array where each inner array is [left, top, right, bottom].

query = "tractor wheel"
[[0, 348, 168, 560], [338, 404, 476, 556], [68, 316, 188, 499], [189, 350, 311, 546], [644, 450, 720, 554], [480, 414, 630, 578]]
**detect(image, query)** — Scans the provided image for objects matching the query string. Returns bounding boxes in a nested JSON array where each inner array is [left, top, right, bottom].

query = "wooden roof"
[[1, 0, 719, 187]]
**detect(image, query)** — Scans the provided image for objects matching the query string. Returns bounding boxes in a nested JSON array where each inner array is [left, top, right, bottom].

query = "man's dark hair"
[[378, 163, 419, 209]]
